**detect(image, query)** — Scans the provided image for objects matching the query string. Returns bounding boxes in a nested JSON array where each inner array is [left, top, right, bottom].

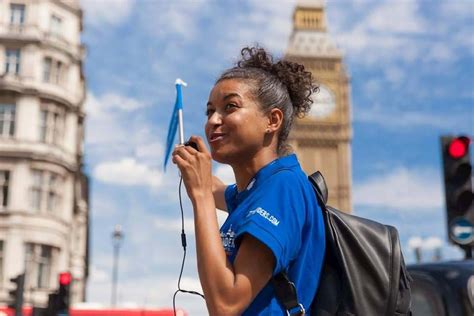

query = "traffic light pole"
[[9, 273, 25, 316], [111, 225, 123, 307], [111, 240, 120, 307], [463, 246, 473, 259]]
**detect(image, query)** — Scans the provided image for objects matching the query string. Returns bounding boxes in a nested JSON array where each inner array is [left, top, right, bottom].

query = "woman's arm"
[[192, 193, 274, 315], [173, 136, 274, 315], [212, 176, 228, 212]]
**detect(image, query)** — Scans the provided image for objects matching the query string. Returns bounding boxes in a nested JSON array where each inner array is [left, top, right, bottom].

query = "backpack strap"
[[308, 171, 328, 205], [271, 171, 329, 315], [272, 271, 305, 315]]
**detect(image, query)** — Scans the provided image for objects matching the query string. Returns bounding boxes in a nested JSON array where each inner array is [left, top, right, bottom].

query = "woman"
[[172, 46, 325, 315]]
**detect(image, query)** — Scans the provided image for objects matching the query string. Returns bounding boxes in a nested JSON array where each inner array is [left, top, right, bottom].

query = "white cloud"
[[94, 158, 163, 187], [424, 43, 455, 63], [423, 237, 443, 250], [154, 216, 194, 233], [214, 164, 235, 185], [135, 142, 164, 165], [384, 66, 405, 84], [140, 0, 209, 40], [115, 276, 203, 314], [440, 2, 474, 20], [363, 79, 383, 96], [331, 0, 468, 67], [353, 167, 443, 210], [179, 276, 203, 294], [354, 104, 465, 130], [408, 236, 443, 250], [81, 0, 135, 27], [147, 0, 294, 82], [84, 92, 158, 160], [100, 93, 145, 112], [85, 111, 126, 146], [364, 1, 426, 34], [408, 236, 423, 249], [88, 265, 109, 283], [85, 92, 146, 118], [243, 1, 293, 53]]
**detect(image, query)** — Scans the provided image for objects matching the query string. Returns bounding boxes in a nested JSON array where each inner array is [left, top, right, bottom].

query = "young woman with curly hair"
[[172, 46, 325, 315]]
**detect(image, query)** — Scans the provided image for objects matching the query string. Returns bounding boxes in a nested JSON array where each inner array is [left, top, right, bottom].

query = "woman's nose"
[[207, 111, 222, 125]]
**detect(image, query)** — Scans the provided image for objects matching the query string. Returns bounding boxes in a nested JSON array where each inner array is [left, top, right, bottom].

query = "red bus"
[[0, 306, 187, 316]]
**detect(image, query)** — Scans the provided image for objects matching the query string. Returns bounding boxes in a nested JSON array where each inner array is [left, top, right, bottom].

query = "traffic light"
[[57, 272, 72, 313], [8, 273, 25, 316], [440, 135, 474, 247], [47, 272, 72, 316]]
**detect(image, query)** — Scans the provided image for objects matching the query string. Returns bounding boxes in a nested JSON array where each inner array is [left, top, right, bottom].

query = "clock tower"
[[286, 0, 352, 212]]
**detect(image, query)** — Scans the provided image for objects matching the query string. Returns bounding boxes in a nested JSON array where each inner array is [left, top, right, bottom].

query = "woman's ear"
[[267, 108, 284, 133]]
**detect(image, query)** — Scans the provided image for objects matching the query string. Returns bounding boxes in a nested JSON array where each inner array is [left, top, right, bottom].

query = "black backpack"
[[273, 171, 412, 316]]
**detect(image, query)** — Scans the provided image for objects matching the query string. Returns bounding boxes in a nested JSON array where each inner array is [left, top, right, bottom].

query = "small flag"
[[164, 79, 187, 170]]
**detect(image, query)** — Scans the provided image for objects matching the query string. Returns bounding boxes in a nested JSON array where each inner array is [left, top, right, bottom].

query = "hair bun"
[[237, 46, 318, 117]]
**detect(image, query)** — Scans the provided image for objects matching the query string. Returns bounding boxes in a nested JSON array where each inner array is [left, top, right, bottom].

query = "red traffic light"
[[448, 136, 470, 159], [59, 272, 71, 286]]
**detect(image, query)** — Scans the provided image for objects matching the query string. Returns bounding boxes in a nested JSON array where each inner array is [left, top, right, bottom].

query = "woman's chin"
[[210, 149, 231, 164]]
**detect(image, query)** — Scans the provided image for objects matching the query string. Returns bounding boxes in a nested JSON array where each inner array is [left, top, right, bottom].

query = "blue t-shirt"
[[220, 154, 325, 315]]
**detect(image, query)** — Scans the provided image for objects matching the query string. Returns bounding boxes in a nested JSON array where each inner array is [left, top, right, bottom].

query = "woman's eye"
[[205, 108, 215, 116], [225, 103, 237, 111]]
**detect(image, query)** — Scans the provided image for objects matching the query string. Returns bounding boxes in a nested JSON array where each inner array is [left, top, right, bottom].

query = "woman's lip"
[[209, 133, 226, 143]]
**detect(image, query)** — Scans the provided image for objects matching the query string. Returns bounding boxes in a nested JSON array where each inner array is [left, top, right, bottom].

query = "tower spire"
[[294, 0, 327, 31], [286, 0, 341, 58]]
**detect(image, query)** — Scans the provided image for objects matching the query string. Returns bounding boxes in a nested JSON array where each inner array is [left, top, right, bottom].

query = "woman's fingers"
[[172, 145, 192, 164], [172, 136, 210, 166], [188, 136, 210, 155]]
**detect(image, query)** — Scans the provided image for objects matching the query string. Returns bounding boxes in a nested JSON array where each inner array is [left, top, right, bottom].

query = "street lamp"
[[111, 224, 124, 307]]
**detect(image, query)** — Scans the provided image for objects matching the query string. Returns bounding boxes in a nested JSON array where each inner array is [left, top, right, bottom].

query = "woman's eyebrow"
[[207, 93, 242, 107], [223, 93, 242, 101]]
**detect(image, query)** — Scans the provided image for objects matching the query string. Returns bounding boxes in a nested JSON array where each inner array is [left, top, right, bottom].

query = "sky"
[[78, 0, 473, 314]]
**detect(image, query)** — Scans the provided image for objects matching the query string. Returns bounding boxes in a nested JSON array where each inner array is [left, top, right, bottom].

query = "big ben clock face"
[[309, 85, 336, 119]]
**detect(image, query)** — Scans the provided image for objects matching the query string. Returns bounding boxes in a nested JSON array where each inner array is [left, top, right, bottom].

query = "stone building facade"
[[0, 0, 88, 307]]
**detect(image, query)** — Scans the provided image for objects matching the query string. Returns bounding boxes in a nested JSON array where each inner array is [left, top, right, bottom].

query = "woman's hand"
[[172, 136, 213, 203]]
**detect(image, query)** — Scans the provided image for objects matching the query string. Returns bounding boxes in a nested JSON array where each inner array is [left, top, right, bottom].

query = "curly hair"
[[216, 46, 318, 156]]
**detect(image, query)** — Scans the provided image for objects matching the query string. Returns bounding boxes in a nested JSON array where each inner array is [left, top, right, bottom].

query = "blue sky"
[[78, 0, 473, 314]]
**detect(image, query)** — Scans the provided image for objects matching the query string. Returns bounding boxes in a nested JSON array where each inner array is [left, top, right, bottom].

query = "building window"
[[30, 170, 42, 210], [0, 104, 15, 137], [10, 4, 26, 26], [25, 243, 54, 289], [50, 15, 62, 37], [30, 170, 62, 213], [5, 49, 21, 75], [0, 171, 10, 208], [54, 61, 63, 83], [42, 57, 64, 84], [39, 106, 64, 145], [43, 57, 52, 82]]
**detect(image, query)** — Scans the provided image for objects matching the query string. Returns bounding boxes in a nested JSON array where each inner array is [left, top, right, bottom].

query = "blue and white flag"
[[164, 79, 187, 170]]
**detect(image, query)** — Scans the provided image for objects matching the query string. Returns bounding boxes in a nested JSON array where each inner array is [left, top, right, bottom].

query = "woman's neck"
[[231, 150, 278, 192]]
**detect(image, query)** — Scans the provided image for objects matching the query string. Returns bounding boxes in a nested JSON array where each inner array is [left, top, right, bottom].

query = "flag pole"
[[178, 108, 185, 145], [176, 78, 187, 145]]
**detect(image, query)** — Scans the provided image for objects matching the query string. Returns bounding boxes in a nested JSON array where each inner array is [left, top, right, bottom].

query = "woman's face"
[[205, 79, 269, 164]]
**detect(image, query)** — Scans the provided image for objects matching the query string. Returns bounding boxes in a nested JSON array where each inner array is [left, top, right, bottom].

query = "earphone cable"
[[172, 176, 205, 316]]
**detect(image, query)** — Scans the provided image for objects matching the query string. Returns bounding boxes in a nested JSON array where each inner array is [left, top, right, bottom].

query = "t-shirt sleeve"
[[234, 171, 305, 275]]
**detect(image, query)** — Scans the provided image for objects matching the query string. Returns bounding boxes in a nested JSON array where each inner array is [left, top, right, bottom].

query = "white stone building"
[[0, 0, 89, 308]]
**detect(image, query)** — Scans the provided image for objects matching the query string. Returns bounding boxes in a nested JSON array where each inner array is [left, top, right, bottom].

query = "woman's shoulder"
[[261, 168, 311, 197]]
